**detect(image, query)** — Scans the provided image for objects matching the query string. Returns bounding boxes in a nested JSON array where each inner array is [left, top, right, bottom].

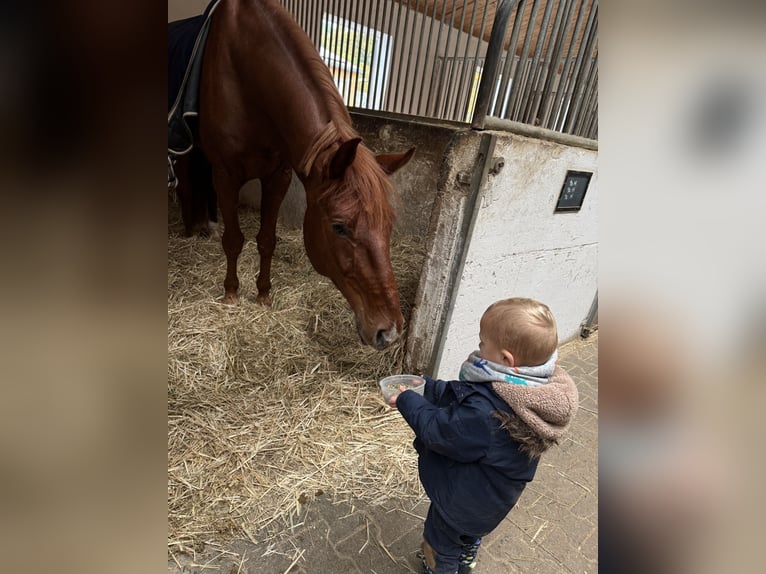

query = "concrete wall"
[[241, 112, 457, 239], [432, 131, 598, 378]]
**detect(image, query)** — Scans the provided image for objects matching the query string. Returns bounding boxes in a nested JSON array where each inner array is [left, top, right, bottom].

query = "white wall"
[[434, 132, 598, 379]]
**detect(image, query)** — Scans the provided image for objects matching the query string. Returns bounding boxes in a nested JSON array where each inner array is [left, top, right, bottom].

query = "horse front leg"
[[215, 169, 244, 305], [255, 164, 292, 306]]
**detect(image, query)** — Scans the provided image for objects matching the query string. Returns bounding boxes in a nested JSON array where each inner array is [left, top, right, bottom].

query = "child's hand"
[[386, 385, 407, 407]]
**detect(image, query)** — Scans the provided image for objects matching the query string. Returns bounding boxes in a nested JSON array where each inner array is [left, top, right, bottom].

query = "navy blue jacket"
[[396, 375, 539, 535]]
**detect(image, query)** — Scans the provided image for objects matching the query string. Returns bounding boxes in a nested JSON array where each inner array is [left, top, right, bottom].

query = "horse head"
[[301, 131, 414, 350]]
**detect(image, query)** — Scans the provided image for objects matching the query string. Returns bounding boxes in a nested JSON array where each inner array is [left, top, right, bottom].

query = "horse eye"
[[332, 222, 350, 237]]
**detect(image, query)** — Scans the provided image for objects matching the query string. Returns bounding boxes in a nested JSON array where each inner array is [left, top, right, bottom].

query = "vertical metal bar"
[[551, 0, 588, 131], [522, 2, 561, 125], [446, 0, 470, 121], [425, 0, 450, 117], [539, 0, 575, 128], [466, 0, 491, 119], [358, 0, 372, 109], [528, 0, 568, 126], [385, 0, 405, 112], [440, 57, 457, 119], [470, 0, 518, 129], [580, 291, 598, 337], [507, 0, 541, 121], [415, 0, 440, 116], [408, 0, 428, 115], [584, 79, 599, 138], [493, 0, 526, 118], [338, 0, 352, 104], [573, 52, 597, 135], [310, 0, 321, 46], [329, 0, 340, 82], [431, 0, 458, 118], [560, 1, 596, 132], [451, 0, 480, 121], [370, 0, 385, 110], [349, 0, 362, 107], [588, 99, 598, 139], [393, 0, 413, 113], [400, 0, 420, 114], [518, 0, 555, 124], [563, 9, 597, 133], [550, 0, 588, 130]]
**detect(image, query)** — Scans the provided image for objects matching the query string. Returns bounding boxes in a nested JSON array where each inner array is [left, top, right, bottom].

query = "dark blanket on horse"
[[168, 0, 220, 156]]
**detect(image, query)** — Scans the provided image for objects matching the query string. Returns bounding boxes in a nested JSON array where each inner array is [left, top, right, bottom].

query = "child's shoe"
[[457, 538, 482, 573]]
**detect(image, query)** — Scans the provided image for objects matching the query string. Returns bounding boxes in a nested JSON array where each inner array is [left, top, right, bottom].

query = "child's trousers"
[[423, 504, 484, 574]]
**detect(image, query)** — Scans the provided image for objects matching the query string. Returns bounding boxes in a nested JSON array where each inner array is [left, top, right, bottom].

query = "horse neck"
[[233, 0, 352, 173]]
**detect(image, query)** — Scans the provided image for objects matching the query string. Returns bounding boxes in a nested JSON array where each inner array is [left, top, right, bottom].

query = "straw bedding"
[[168, 205, 426, 552]]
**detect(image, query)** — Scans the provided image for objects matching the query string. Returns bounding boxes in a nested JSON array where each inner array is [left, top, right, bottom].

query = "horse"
[[195, 0, 414, 350]]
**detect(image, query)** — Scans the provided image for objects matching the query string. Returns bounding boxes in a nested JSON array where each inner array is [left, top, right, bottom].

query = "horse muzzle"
[[356, 317, 401, 350]]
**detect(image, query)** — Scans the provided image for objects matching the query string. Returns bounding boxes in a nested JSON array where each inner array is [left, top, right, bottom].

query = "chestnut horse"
[[198, 0, 414, 350]]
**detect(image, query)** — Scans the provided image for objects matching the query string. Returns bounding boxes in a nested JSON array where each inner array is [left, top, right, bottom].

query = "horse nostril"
[[375, 327, 398, 349]]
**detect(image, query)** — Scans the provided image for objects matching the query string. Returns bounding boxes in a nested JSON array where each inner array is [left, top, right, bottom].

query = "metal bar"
[[440, 56, 459, 119], [409, 0, 428, 116], [561, 1, 597, 132], [574, 52, 598, 135], [519, 0, 555, 124], [338, 0, 352, 104], [529, 0, 567, 126], [370, 0, 388, 110], [328, 0, 340, 85], [493, 0, 526, 118], [466, 0, 491, 120], [415, 0, 439, 116], [394, 0, 412, 112], [349, 0, 362, 107], [433, 0, 459, 118], [424, 0, 449, 117], [564, 10, 597, 133], [310, 0, 321, 46], [539, 0, 575, 128], [551, 0, 588, 131], [580, 291, 598, 337], [451, 0, 480, 121], [483, 115, 597, 149], [447, 0, 470, 120], [591, 94, 599, 137], [358, 0, 372, 109], [385, 0, 406, 112], [507, 0, 541, 121], [470, 0, 518, 129], [400, 0, 420, 113], [588, 99, 598, 139]]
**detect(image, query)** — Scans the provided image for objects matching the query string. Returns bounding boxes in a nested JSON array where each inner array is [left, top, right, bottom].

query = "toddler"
[[389, 297, 579, 574]]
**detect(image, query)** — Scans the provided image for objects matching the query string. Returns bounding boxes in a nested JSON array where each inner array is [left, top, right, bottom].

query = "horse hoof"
[[220, 293, 239, 305], [255, 294, 272, 306]]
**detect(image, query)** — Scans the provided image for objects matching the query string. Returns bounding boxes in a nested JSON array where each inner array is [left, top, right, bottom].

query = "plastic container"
[[379, 374, 426, 401]]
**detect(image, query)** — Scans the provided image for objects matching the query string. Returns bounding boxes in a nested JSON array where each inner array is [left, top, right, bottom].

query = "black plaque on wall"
[[555, 170, 592, 212]]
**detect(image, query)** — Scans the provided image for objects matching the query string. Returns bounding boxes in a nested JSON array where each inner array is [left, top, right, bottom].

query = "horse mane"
[[300, 121, 396, 231], [273, 2, 395, 230]]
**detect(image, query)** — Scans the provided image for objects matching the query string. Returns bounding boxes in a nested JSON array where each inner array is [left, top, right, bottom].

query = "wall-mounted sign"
[[555, 170, 592, 212]]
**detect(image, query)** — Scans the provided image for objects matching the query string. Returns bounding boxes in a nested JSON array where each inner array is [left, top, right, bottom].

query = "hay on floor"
[[168, 206, 427, 552]]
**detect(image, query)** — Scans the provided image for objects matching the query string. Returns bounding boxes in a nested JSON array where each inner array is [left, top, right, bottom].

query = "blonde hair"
[[481, 298, 558, 366]]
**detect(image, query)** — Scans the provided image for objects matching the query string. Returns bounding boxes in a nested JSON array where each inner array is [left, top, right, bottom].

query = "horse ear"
[[329, 137, 362, 179], [375, 147, 416, 175]]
